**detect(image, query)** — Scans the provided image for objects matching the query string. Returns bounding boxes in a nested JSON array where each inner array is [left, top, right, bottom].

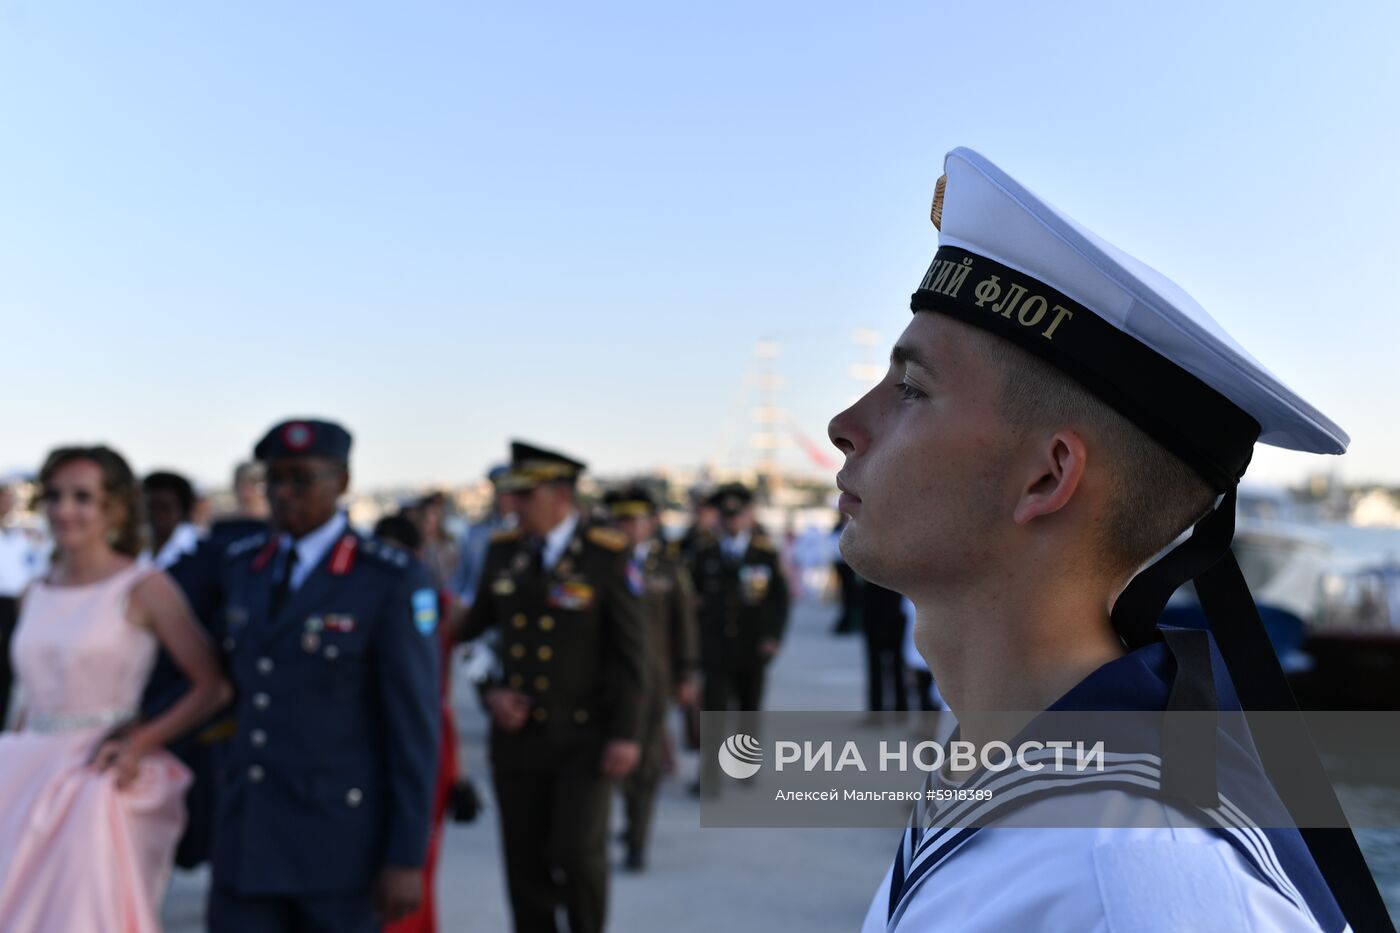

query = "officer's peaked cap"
[[502, 441, 586, 491], [254, 418, 352, 464]]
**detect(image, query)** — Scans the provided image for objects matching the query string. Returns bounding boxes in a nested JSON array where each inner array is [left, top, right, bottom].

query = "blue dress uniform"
[[208, 423, 440, 933]]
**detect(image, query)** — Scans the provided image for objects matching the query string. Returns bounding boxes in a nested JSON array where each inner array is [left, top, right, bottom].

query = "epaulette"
[[490, 528, 522, 544], [361, 537, 412, 570], [585, 525, 628, 552], [226, 533, 269, 558], [751, 534, 777, 554]]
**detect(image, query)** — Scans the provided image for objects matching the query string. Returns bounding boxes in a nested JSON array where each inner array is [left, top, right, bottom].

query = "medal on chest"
[[626, 561, 646, 596], [548, 580, 596, 611], [302, 615, 324, 652], [740, 564, 771, 602]]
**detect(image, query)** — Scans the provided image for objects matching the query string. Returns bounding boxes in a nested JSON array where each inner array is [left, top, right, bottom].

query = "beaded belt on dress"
[[26, 709, 135, 734]]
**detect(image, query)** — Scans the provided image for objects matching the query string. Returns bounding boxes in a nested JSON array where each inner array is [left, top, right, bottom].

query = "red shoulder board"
[[251, 538, 280, 572], [329, 535, 358, 576]]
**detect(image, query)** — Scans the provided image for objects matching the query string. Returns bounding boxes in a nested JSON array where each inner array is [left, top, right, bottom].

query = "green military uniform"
[[605, 488, 698, 868], [462, 444, 647, 933]]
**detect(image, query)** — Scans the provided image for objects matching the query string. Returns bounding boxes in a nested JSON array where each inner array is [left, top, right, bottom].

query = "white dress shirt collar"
[[541, 510, 579, 571], [150, 522, 203, 570], [723, 530, 752, 561], [280, 511, 348, 590]]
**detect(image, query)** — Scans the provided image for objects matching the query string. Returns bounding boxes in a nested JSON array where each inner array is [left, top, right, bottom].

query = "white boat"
[[1228, 487, 1400, 709]]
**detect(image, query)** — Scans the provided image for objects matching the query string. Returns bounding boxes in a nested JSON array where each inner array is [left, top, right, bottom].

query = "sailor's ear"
[[1012, 430, 1086, 526]]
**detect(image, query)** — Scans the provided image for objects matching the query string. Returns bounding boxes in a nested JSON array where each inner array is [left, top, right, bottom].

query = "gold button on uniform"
[[512, 613, 527, 629], [532, 707, 548, 722], [508, 674, 524, 688], [346, 787, 363, 807], [537, 645, 553, 661], [539, 615, 555, 631], [510, 643, 526, 659], [534, 676, 550, 692], [250, 729, 267, 747]]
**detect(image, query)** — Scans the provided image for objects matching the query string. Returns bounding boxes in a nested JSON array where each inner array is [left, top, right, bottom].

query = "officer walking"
[[675, 487, 718, 567], [690, 483, 789, 795], [459, 441, 647, 933], [209, 418, 441, 932], [691, 484, 789, 714], [604, 485, 698, 871]]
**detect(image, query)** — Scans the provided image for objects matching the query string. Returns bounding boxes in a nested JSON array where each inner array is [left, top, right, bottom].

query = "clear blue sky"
[[2, 1, 1396, 489]]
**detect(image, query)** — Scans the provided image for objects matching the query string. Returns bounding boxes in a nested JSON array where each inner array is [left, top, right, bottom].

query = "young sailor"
[[830, 148, 1390, 932]]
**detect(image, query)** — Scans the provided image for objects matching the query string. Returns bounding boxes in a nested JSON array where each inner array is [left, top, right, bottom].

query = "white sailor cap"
[[913, 147, 1347, 491]]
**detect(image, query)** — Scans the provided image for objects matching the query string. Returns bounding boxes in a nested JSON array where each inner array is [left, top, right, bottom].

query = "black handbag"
[[449, 778, 481, 823]]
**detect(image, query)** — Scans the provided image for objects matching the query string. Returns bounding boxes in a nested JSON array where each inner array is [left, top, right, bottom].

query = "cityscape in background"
[[6, 465, 1400, 536]]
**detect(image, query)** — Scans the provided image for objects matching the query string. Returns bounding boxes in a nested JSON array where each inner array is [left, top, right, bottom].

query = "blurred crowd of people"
[[0, 422, 834, 933]]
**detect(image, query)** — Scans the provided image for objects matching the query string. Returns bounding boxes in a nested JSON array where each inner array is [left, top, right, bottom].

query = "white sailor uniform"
[[862, 639, 1350, 933], [863, 146, 1380, 933], [863, 821, 1332, 932]]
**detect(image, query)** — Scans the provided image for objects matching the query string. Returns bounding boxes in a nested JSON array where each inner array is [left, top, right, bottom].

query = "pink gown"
[[0, 562, 191, 933]]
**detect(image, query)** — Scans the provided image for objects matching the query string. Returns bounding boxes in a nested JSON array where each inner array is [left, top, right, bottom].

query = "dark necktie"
[[525, 537, 546, 575], [269, 546, 299, 617]]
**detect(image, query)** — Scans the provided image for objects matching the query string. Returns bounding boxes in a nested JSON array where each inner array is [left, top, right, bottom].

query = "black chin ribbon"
[[1112, 487, 1394, 933]]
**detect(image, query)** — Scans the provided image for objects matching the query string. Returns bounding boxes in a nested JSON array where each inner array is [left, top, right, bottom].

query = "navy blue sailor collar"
[[887, 631, 1347, 933], [1046, 628, 1240, 713]]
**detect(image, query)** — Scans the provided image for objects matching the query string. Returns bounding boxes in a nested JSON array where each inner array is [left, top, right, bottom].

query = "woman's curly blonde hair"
[[38, 446, 145, 558]]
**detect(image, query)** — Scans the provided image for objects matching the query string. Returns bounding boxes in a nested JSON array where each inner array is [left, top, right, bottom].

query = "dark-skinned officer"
[[459, 442, 647, 933], [209, 418, 440, 933], [139, 469, 226, 870], [604, 485, 698, 872]]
